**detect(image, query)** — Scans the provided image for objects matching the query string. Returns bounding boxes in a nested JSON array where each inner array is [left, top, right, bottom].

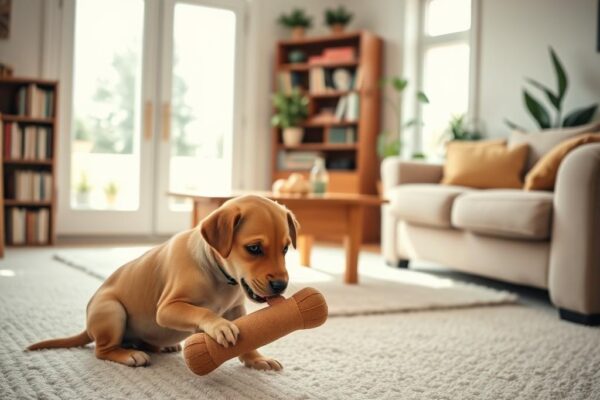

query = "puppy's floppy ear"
[[200, 205, 242, 258], [286, 211, 300, 248]]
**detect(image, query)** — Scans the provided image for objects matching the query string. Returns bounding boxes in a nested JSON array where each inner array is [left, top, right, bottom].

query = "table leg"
[[297, 235, 314, 267], [344, 206, 364, 284]]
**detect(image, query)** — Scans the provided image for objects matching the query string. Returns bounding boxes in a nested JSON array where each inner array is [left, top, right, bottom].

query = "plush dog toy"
[[183, 287, 328, 376]]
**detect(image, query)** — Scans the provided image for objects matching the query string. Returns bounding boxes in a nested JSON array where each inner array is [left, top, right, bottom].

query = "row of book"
[[5, 170, 53, 202], [2, 122, 52, 160], [329, 127, 356, 144], [308, 47, 356, 65], [309, 67, 363, 94], [334, 93, 360, 121], [277, 71, 303, 94], [16, 84, 55, 118], [6, 207, 50, 245], [277, 150, 323, 171]]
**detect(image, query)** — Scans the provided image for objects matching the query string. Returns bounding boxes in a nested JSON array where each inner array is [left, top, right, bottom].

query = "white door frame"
[[154, 0, 246, 234], [52, 0, 245, 235]]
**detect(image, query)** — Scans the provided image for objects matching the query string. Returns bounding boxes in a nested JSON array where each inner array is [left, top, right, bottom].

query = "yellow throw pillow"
[[442, 140, 529, 189], [524, 133, 600, 191]]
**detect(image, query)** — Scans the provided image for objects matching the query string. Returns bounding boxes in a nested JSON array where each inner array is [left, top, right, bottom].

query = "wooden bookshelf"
[[0, 77, 59, 251], [271, 31, 383, 241]]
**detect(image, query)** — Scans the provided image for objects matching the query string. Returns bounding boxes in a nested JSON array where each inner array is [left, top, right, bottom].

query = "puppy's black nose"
[[269, 280, 288, 294]]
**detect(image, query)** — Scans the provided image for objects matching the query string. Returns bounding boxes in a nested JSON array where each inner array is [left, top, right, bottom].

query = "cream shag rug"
[[1, 249, 599, 400], [52, 246, 516, 316]]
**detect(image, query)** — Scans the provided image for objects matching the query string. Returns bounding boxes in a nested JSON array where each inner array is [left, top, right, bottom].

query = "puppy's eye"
[[245, 244, 263, 256], [283, 245, 289, 255]]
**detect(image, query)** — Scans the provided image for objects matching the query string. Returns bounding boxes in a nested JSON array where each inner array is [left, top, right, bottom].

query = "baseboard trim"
[[559, 308, 600, 326]]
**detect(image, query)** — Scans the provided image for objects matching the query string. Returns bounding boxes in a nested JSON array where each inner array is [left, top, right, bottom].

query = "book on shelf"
[[277, 150, 322, 171], [308, 47, 356, 65], [6, 207, 49, 245], [277, 72, 302, 94], [329, 127, 356, 144], [309, 67, 361, 94], [5, 170, 52, 201], [15, 84, 54, 118], [3, 122, 52, 160], [333, 93, 360, 122]]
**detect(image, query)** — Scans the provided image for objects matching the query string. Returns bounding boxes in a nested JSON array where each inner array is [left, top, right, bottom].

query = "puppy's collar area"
[[216, 263, 238, 286]]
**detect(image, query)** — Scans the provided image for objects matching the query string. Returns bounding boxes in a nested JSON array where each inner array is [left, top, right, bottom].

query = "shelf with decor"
[[271, 30, 382, 241], [0, 77, 59, 251]]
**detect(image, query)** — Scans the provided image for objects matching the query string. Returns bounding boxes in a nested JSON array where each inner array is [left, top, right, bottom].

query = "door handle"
[[144, 101, 153, 140], [162, 102, 171, 142]]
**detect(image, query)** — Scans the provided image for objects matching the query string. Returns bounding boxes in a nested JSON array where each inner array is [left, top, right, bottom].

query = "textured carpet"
[[1, 249, 599, 400], [53, 246, 517, 316]]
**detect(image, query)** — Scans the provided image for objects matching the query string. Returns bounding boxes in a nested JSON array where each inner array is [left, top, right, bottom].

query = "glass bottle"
[[310, 157, 329, 194]]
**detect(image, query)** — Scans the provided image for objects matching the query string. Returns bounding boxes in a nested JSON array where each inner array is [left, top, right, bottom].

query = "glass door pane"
[[70, 0, 145, 211], [168, 3, 237, 210]]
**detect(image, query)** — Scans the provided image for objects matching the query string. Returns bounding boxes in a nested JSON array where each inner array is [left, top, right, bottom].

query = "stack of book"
[[5, 170, 53, 202], [6, 207, 50, 244], [16, 84, 54, 118], [3, 122, 52, 160], [277, 151, 322, 171], [308, 47, 356, 65], [334, 93, 360, 121]]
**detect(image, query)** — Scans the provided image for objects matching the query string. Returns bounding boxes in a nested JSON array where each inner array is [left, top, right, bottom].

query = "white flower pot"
[[76, 191, 90, 207], [283, 127, 304, 146]]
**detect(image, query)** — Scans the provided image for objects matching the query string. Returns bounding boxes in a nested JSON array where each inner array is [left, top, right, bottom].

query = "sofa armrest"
[[549, 143, 600, 317], [381, 157, 443, 194]]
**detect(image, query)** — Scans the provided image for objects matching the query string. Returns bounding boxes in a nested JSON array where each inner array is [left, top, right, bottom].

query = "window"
[[419, 0, 474, 157]]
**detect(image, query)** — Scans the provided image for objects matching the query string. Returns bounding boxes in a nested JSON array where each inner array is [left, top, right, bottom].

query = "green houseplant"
[[278, 9, 313, 39], [271, 88, 309, 146], [377, 77, 429, 160], [506, 47, 598, 131], [445, 114, 483, 141], [76, 172, 92, 207], [104, 181, 119, 207], [324, 6, 353, 34]]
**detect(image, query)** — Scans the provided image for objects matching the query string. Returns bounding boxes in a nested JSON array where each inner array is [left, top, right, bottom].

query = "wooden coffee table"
[[168, 191, 386, 284]]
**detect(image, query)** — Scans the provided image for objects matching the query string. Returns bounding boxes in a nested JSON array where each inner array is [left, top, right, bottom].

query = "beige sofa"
[[381, 124, 600, 325]]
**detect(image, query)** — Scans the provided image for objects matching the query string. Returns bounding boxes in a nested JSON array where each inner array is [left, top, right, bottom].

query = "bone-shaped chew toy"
[[183, 287, 328, 376]]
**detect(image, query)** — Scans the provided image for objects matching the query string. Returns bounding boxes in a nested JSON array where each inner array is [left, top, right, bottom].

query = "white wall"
[[0, 0, 43, 76], [478, 0, 600, 137]]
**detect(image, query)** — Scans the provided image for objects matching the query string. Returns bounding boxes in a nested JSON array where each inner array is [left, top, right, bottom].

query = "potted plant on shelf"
[[104, 181, 119, 208], [278, 9, 313, 40], [271, 88, 309, 146], [324, 6, 353, 35], [76, 172, 92, 207]]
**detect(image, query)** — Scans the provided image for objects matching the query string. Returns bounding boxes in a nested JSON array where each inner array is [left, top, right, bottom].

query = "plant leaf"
[[416, 91, 429, 104], [562, 104, 598, 127], [526, 78, 560, 109], [504, 119, 526, 131], [523, 90, 551, 129], [549, 47, 568, 103], [392, 78, 408, 92]]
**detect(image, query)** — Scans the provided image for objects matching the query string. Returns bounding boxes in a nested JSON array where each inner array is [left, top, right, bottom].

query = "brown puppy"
[[28, 195, 299, 370]]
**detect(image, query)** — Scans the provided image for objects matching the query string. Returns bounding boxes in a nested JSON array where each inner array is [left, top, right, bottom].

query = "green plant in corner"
[[324, 6, 353, 31], [377, 77, 429, 159], [76, 173, 92, 194], [271, 88, 309, 129], [505, 47, 598, 131], [445, 114, 483, 141]]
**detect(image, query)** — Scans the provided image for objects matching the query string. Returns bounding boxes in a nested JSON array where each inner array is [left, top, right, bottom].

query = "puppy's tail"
[[27, 330, 92, 351]]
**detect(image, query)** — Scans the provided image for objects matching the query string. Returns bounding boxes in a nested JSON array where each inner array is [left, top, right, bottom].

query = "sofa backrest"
[[508, 121, 600, 171]]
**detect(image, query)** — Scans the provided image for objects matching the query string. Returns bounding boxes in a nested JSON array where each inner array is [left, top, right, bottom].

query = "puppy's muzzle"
[[268, 280, 288, 295]]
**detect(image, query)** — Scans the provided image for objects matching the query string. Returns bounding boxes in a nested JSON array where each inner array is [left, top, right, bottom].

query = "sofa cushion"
[[442, 140, 529, 189], [524, 133, 600, 191], [452, 190, 554, 240], [389, 184, 472, 228], [508, 121, 600, 171]]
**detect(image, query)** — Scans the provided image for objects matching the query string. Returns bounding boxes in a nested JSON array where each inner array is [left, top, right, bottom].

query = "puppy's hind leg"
[[87, 298, 151, 367]]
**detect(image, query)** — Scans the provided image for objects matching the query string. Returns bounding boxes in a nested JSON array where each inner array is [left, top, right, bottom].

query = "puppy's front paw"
[[240, 355, 283, 371], [204, 318, 240, 347]]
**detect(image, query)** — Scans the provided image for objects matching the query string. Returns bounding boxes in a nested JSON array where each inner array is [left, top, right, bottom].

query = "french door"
[[58, 0, 245, 235]]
